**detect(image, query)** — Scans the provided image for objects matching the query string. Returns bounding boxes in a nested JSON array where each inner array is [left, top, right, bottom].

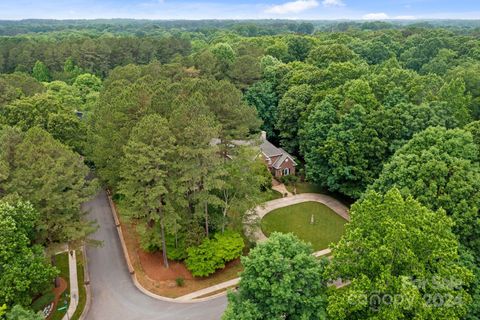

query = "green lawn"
[[261, 201, 346, 251], [47, 251, 86, 320], [71, 251, 86, 320], [260, 189, 283, 202], [286, 182, 325, 194]]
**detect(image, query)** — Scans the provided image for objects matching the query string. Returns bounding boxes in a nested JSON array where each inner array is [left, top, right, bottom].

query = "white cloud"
[[362, 12, 389, 20], [394, 15, 416, 20], [322, 0, 345, 7], [265, 0, 319, 14]]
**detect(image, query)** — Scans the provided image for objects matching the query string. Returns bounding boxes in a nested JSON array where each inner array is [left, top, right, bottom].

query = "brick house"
[[259, 132, 296, 177], [211, 131, 297, 177]]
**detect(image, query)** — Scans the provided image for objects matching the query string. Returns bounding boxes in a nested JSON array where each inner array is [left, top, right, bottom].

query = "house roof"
[[210, 131, 297, 168], [271, 148, 296, 169], [260, 137, 297, 169], [259, 139, 283, 157]]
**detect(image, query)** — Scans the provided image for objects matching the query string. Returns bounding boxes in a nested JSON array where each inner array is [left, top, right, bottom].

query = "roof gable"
[[272, 152, 297, 169]]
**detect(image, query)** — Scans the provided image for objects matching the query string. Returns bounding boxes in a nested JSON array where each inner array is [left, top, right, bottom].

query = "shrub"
[[185, 238, 224, 277], [279, 174, 298, 185], [175, 277, 185, 287], [166, 234, 188, 261], [185, 231, 244, 277], [30, 292, 55, 311], [214, 231, 244, 262]]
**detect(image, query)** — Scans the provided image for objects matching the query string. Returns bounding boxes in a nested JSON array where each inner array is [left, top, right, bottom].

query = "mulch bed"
[[137, 250, 194, 281], [46, 277, 67, 320]]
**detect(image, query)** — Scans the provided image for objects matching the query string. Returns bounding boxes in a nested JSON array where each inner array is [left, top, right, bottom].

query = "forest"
[[0, 19, 480, 319]]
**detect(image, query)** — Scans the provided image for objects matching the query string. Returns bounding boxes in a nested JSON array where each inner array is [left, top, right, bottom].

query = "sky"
[[0, 0, 479, 20]]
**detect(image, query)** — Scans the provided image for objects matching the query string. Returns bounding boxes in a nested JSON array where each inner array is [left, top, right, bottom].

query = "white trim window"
[[283, 168, 290, 176]]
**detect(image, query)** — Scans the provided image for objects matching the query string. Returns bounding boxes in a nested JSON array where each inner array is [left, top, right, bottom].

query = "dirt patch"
[[116, 204, 243, 298]]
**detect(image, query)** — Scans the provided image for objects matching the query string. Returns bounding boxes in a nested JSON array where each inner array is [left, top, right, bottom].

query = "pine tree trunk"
[[158, 204, 169, 268], [222, 207, 227, 233], [222, 192, 229, 233], [205, 201, 209, 237], [174, 221, 178, 248]]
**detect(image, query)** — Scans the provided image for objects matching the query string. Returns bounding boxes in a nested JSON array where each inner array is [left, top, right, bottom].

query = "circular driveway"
[[251, 193, 350, 243]]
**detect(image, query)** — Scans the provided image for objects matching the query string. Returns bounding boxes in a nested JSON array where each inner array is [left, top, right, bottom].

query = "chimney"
[[260, 131, 267, 141]]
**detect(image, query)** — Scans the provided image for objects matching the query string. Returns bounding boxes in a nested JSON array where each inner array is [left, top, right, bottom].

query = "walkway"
[[176, 278, 240, 302], [271, 179, 293, 197], [251, 193, 350, 243], [62, 250, 78, 320]]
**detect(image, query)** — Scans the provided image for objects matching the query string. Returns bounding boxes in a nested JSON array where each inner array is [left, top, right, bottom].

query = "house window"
[[283, 168, 290, 176]]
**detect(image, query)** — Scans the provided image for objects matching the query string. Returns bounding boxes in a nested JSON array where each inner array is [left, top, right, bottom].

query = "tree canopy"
[[224, 232, 328, 320], [327, 188, 472, 320]]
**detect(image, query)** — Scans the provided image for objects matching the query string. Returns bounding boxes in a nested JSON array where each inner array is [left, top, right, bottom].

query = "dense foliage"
[[0, 201, 57, 307], [185, 231, 244, 277], [5, 305, 43, 320], [327, 189, 472, 319], [223, 233, 328, 320], [372, 127, 480, 254], [1, 19, 480, 318]]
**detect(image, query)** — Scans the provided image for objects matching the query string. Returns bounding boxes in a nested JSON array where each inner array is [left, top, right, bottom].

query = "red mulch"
[[47, 277, 67, 320], [137, 250, 194, 281], [137, 250, 242, 282]]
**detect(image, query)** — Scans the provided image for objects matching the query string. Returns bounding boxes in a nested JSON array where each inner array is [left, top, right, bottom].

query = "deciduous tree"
[[372, 127, 480, 253], [0, 201, 57, 307], [223, 233, 328, 320], [32, 60, 50, 82], [327, 189, 472, 319]]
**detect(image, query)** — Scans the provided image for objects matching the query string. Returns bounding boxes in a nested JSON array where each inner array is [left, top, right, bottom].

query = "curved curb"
[[106, 191, 230, 304], [79, 245, 91, 320], [251, 193, 350, 243]]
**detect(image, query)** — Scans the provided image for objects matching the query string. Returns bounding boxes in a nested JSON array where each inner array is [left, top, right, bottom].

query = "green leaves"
[[0, 201, 57, 307], [120, 114, 174, 217], [5, 305, 44, 320], [32, 60, 50, 82], [224, 233, 327, 320], [372, 127, 480, 253], [185, 231, 244, 277], [0, 126, 97, 245], [327, 189, 472, 319], [0, 92, 87, 153]]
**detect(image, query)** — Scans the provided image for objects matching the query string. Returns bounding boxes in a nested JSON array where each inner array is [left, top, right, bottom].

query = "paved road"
[[84, 190, 227, 320]]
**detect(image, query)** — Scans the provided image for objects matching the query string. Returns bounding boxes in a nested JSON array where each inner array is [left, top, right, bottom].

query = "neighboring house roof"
[[209, 138, 253, 147]]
